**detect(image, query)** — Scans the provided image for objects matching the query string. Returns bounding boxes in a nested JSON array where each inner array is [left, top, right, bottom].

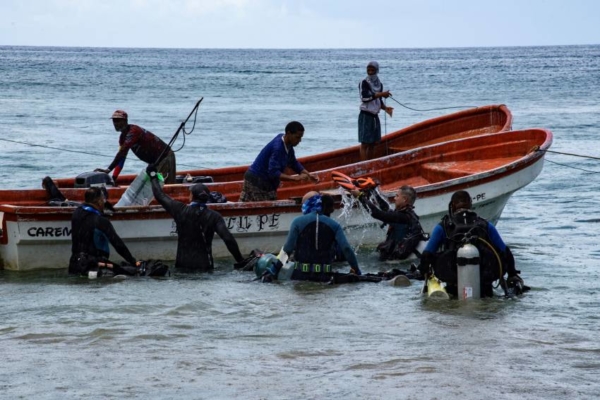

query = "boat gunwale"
[[0, 128, 552, 217]]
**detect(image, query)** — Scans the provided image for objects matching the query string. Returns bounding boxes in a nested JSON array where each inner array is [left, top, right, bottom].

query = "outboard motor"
[[74, 171, 115, 188], [456, 243, 481, 300]]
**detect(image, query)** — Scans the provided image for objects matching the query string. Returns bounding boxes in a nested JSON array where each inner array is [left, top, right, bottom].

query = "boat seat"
[[420, 162, 472, 182]]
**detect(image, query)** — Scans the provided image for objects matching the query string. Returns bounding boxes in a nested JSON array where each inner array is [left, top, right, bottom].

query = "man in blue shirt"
[[418, 190, 524, 297], [239, 121, 319, 202]]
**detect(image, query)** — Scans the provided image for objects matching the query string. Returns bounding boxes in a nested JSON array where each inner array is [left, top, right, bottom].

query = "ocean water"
[[1, 45, 600, 399]]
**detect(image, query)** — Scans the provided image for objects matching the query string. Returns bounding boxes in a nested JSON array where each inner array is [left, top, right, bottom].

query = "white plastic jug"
[[115, 169, 164, 207]]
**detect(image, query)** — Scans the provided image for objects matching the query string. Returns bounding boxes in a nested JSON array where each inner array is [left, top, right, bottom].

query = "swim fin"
[[331, 171, 358, 191]]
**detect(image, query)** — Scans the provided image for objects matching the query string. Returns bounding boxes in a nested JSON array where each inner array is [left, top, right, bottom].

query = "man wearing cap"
[[146, 164, 245, 271], [95, 110, 176, 184]]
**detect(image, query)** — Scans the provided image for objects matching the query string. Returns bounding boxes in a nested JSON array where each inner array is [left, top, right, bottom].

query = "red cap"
[[111, 110, 128, 119]]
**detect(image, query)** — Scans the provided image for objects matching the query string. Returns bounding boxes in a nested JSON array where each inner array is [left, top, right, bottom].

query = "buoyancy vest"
[[434, 210, 503, 285], [378, 207, 425, 260]]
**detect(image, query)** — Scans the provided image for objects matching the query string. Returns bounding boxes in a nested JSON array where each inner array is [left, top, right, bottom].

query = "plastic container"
[[115, 169, 164, 207]]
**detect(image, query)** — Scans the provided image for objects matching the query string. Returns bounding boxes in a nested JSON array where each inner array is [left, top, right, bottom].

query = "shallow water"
[[1, 45, 600, 399]]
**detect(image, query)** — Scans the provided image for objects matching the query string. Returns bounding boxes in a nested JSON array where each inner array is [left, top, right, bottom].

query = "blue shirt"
[[424, 221, 507, 253], [248, 134, 304, 190]]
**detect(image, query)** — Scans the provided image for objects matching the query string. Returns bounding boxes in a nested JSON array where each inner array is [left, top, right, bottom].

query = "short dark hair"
[[321, 194, 335, 216], [85, 187, 104, 204], [190, 183, 210, 202], [285, 121, 304, 135]]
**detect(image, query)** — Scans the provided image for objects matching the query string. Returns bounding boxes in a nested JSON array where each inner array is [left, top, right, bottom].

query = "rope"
[[387, 96, 476, 112], [544, 158, 600, 174], [0, 137, 202, 168], [171, 100, 201, 153], [537, 148, 600, 174], [539, 148, 600, 161], [0, 137, 113, 158]]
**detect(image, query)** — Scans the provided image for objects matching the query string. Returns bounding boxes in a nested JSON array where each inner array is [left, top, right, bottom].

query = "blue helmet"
[[254, 253, 278, 278]]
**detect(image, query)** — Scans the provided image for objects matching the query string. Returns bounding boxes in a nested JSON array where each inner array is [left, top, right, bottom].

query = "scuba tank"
[[254, 252, 294, 281], [456, 243, 481, 300]]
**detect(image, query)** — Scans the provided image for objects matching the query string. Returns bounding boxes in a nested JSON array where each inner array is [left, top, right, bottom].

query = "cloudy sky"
[[1, 0, 598, 48]]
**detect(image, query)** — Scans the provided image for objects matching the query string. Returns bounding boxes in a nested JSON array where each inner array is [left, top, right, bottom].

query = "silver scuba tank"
[[456, 243, 481, 300]]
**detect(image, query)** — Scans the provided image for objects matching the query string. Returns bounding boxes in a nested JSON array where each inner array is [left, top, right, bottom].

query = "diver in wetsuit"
[[147, 164, 245, 272], [69, 187, 137, 276], [261, 191, 361, 283], [356, 185, 425, 261], [419, 190, 527, 297]]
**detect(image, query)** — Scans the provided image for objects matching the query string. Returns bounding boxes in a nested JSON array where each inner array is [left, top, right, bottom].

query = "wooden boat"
[[0, 128, 552, 271], [52, 104, 512, 189]]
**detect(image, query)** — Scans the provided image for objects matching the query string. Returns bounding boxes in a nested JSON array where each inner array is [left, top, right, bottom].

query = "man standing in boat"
[[95, 110, 176, 184], [355, 185, 426, 262], [69, 187, 138, 276], [239, 121, 319, 202], [146, 164, 246, 272], [358, 61, 394, 161], [418, 190, 527, 297], [260, 191, 361, 283]]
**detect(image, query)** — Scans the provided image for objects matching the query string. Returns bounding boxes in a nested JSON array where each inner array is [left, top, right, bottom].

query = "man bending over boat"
[[69, 187, 138, 276], [95, 110, 176, 184], [418, 190, 528, 297], [260, 191, 361, 283], [239, 121, 319, 202], [354, 185, 426, 262], [147, 164, 245, 272]]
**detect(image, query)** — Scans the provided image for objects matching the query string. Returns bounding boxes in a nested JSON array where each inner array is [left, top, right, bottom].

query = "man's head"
[[84, 187, 106, 211], [111, 109, 128, 132], [450, 190, 472, 213], [284, 121, 305, 147], [301, 190, 319, 205], [394, 185, 416, 209], [321, 194, 335, 217], [190, 183, 210, 203]]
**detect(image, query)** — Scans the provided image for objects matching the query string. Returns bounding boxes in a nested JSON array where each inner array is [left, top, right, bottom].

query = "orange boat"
[[0, 126, 552, 271], [51, 104, 512, 192]]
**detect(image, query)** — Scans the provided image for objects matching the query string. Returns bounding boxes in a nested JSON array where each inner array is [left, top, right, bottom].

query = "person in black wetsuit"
[[147, 164, 245, 272], [419, 190, 527, 297], [69, 187, 137, 276], [355, 185, 425, 261]]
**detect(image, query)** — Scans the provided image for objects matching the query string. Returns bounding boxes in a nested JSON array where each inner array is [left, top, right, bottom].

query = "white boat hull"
[[0, 157, 544, 271]]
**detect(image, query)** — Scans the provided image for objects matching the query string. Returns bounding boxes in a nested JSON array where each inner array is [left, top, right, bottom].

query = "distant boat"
[[0, 127, 552, 271]]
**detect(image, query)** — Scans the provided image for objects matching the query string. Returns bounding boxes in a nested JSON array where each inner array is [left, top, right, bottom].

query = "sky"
[[0, 0, 599, 49]]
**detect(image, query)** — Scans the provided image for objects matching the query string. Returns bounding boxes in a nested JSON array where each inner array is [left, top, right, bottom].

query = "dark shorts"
[[358, 111, 381, 144], [157, 150, 176, 184], [239, 171, 277, 202]]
